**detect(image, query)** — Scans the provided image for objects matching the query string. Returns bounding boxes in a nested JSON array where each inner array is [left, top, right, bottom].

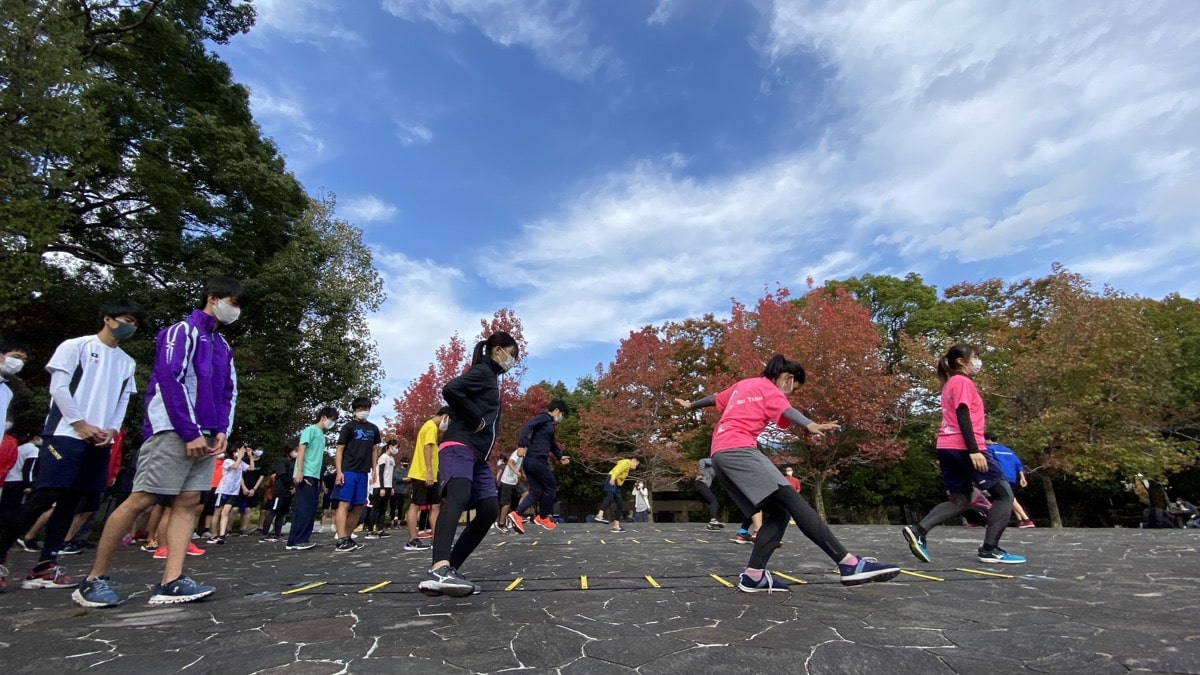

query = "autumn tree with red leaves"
[[718, 285, 907, 518]]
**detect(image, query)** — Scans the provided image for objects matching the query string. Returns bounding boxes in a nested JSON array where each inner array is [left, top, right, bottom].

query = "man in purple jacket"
[[74, 278, 247, 608]]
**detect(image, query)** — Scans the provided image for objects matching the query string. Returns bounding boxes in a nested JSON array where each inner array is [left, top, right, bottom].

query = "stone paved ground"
[[0, 524, 1198, 674]]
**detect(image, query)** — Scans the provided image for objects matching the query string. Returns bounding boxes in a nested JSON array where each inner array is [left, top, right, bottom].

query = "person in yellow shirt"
[[404, 406, 450, 552], [595, 457, 639, 533]]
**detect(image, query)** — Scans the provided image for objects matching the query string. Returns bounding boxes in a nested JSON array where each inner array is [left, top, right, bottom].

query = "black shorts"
[[214, 492, 238, 508], [201, 489, 219, 516], [498, 482, 521, 509], [155, 493, 174, 507], [409, 479, 440, 507], [237, 493, 259, 511], [75, 491, 103, 513]]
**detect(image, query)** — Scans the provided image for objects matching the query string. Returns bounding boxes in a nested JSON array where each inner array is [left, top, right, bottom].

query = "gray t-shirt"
[[697, 458, 715, 487]]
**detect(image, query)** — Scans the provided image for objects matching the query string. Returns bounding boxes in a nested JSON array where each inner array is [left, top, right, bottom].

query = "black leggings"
[[917, 481, 1015, 549], [431, 478, 498, 571], [266, 495, 292, 536], [724, 482, 847, 570], [0, 487, 82, 564], [694, 480, 719, 521]]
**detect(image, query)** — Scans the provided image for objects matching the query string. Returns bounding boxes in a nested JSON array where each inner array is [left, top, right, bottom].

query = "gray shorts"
[[710, 448, 789, 508], [132, 432, 217, 496]]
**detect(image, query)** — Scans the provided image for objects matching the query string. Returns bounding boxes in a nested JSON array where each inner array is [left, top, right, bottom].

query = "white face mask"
[[437, 417, 449, 432], [0, 356, 25, 377], [4, 421, 12, 431], [253, 449, 263, 458], [967, 356, 983, 375], [323, 419, 335, 430], [388, 448, 399, 455], [354, 410, 369, 421], [213, 298, 241, 325], [494, 349, 515, 373]]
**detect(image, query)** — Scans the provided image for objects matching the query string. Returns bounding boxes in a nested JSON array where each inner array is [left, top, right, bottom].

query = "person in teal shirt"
[[287, 406, 338, 549]]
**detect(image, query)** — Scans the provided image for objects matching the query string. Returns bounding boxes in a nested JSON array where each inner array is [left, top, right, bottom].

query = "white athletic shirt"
[[371, 453, 394, 490], [499, 449, 523, 486], [43, 335, 136, 439], [217, 459, 247, 496], [4, 442, 40, 483]]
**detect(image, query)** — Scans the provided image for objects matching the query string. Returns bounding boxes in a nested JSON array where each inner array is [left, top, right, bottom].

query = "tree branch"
[[42, 242, 167, 286]]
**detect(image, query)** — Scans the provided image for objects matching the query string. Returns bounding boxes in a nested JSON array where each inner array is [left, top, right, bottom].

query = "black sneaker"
[[58, 540, 85, 555], [419, 565, 476, 598], [404, 539, 431, 552], [335, 538, 363, 552], [17, 538, 40, 553], [594, 515, 610, 524], [285, 542, 316, 551]]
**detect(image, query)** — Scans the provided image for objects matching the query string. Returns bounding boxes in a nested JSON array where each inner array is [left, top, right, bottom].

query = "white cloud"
[[340, 195, 398, 224], [250, 0, 362, 44], [246, 85, 328, 169], [395, 122, 435, 146], [647, 0, 673, 26], [381, 0, 613, 80], [469, 1, 1200, 360]]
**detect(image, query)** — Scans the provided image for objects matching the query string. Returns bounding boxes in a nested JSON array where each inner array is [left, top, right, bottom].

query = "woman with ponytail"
[[676, 354, 900, 593], [418, 332, 519, 597], [901, 344, 1025, 565]]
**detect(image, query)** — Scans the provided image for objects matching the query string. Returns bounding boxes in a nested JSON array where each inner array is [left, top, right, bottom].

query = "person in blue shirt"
[[985, 433, 1035, 528]]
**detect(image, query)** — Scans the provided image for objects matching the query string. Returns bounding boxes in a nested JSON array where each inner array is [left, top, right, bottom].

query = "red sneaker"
[[22, 562, 78, 589], [506, 512, 526, 534], [1018, 519, 1036, 528], [533, 515, 557, 531], [153, 545, 169, 559], [187, 542, 206, 556]]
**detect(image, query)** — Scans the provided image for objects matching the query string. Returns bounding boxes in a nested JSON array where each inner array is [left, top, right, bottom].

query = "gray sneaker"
[[418, 565, 476, 598]]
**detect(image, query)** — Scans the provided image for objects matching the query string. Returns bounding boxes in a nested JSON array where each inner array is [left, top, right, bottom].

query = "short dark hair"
[[317, 406, 339, 421], [761, 354, 805, 384], [0, 341, 31, 356], [436, 405, 452, 417], [101, 299, 145, 325], [548, 399, 569, 416], [202, 277, 250, 308], [351, 396, 372, 411], [984, 432, 997, 442]]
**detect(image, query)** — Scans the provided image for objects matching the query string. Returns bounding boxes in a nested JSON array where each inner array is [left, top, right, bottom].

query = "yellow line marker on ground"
[[696, 539, 709, 543], [282, 581, 326, 595], [631, 539, 640, 544], [600, 539, 606, 545], [580, 575, 588, 590], [567, 540, 572, 545], [956, 567, 1014, 579], [645, 575, 661, 588], [663, 538, 675, 543], [495, 541, 507, 547], [357, 581, 391, 594], [532, 541, 538, 546], [505, 577, 524, 591], [900, 569, 945, 581], [772, 572, 807, 585], [710, 574, 734, 587]]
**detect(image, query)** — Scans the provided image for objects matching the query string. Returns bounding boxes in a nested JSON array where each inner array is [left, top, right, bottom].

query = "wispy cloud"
[[249, 0, 362, 44], [395, 122, 435, 146], [341, 195, 399, 224], [381, 0, 613, 81], [246, 84, 328, 169]]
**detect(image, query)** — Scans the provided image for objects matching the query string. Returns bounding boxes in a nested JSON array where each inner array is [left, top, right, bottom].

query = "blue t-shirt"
[[987, 443, 1024, 484]]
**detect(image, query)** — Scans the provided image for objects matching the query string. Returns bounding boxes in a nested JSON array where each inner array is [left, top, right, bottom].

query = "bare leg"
[[163, 492, 202, 584], [88, 492, 157, 580]]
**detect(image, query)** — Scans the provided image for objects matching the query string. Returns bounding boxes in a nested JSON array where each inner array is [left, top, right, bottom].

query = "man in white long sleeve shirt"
[[0, 300, 143, 594]]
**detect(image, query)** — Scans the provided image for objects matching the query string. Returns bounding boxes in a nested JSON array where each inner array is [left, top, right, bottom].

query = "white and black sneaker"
[[593, 515, 610, 524], [285, 542, 317, 551], [419, 565, 476, 598], [334, 537, 363, 553], [404, 539, 431, 552]]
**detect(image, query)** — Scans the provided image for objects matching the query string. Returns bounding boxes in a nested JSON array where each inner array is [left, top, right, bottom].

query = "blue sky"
[[215, 0, 1200, 413]]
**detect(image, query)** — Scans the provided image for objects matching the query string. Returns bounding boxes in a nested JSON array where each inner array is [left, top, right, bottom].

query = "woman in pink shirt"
[[677, 354, 900, 593], [902, 344, 1025, 565]]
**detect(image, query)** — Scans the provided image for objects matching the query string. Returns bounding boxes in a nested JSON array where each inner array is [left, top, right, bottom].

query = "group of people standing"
[[1, 276, 1028, 605]]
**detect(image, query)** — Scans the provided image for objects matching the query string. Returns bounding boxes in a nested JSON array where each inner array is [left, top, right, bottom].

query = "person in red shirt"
[[677, 354, 900, 593], [901, 343, 1025, 565], [783, 467, 801, 492]]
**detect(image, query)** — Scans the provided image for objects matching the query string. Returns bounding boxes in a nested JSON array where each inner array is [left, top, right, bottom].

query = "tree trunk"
[[811, 477, 827, 520], [1041, 473, 1063, 528]]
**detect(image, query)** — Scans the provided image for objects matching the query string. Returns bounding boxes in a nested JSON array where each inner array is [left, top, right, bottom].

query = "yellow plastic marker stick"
[[495, 541, 507, 547], [631, 539, 640, 544], [956, 567, 1014, 579], [772, 572, 807, 585], [282, 581, 326, 595], [567, 540, 572, 545], [645, 575, 661, 588], [899, 569, 945, 581], [663, 538, 675, 544], [531, 541, 538, 546], [580, 575, 588, 590], [696, 539, 709, 544], [505, 577, 524, 591], [600, 539, 606, 545], [357, 581, 391, 594], [710, 574, 734, 588]]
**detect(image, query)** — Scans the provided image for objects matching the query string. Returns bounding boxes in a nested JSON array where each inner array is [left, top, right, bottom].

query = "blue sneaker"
[[148, 576, 215, 605], [72, 576, 122, 608], [418, 565, 477, 598], [978, 548, 1026, 564], [902, 526, 931, 563], [736, 570, 790, 593], [839, 557, 901, 586]]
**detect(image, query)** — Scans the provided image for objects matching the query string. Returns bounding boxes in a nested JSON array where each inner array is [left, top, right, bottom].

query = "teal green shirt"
[[298, 423, 326, 478]]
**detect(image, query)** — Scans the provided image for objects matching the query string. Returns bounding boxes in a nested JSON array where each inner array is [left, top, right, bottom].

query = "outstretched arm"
[[675, 395, 716, 410]]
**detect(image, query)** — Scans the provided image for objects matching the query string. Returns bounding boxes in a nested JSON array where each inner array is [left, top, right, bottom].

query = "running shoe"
[[187, 542, 206, 556], [705, 523, 723, 531], [285, 542, 316, 551], [610, 526, 627, 533], [977, 548, 1026, 564], [364, 533, 380, 540], [260, 536, 279, 543], [593, 515, 610, 524], [58, 540, 85, 555], [377, 530, 391, 538], [335, 538, 364, 552], [120, 535, 134, 548], [404, 539, 431, 552], [142, 541, 160, 553], [737, 570, 790, 593], [707, 519, 725, 529], [1018, 519, 1036, 528], [506, 512, 525, 534], [491, 521, 505, 533], [839, 557, 901, 586], [153, 546, 168, 559], [22, 562, 78, 589], [17, 538, 40, 553], [72, 576, 122, 608], [418, 565, 475, 598], [417, 529, 433, 538], [731, 533, 754, 544], [534, 515, 557, 531], [206, 536, 221, 544], [148, 576, 215, 605], [902, 526, 932, 563]]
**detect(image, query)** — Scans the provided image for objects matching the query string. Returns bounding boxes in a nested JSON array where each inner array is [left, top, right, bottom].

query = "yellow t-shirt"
[[609, 459, 634, 485], [408, 419, 440, 482]]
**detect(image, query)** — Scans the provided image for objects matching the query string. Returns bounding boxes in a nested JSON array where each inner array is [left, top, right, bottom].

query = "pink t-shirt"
[[711, 377, 793, 453], [937, 374, 985, 451]]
